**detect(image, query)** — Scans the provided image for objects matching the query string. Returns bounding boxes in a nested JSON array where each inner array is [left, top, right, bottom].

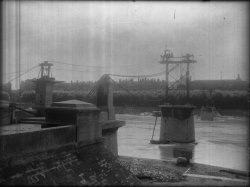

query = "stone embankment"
[[0, 143, 140, 185], [119, 156, 249, 186]]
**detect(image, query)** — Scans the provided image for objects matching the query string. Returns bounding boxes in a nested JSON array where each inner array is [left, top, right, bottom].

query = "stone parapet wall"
[[77, 110, 101, 144], [0, 108, 10, 125], [0, 125, 75, 160], [102, 120, 125, 155], [159, 105, 195, 143]]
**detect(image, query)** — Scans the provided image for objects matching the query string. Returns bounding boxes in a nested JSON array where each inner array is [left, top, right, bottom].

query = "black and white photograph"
[[0, 0, 249, 186]]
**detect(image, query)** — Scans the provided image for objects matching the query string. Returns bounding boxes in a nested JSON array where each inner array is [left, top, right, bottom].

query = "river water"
[[117, 114, 249, 172]]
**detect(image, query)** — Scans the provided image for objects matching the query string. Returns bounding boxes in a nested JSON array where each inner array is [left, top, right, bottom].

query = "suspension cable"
[[8, 65, 38, 82], [108, 71, 165, 78]]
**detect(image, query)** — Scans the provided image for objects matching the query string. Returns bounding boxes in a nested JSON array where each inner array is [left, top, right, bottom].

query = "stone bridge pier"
[[159, 105, 195, 143]]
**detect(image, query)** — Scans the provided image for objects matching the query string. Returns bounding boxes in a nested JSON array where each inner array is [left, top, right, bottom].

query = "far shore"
[[114, 106, 249, 117]]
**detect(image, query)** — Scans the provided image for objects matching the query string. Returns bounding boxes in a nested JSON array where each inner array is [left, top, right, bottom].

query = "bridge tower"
[[32, 61, 60, 116], [152, 48, 197, 144], [96, 75, 115, 120]]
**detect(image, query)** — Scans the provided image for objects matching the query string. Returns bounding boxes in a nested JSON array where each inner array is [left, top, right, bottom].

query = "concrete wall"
[[102, 120, 125, 155], [160, 116, 195, 143], [96, 75, 115, 120], [46, 106, 103, 147], [15, 110, 34, 122], [159, 106, 195, 143], [45, 108, 77, 125], [35, 81, 53, 107], [0, 109, 10, 125], [77, 110, 102, 146], [0, 125, 75, 159], [102, 129, 118, 155]]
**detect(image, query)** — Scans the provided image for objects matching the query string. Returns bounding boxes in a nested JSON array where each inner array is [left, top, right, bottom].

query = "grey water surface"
[[117, 114, 249, 172]]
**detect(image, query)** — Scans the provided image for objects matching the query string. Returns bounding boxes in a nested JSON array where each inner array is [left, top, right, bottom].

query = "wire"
[[86, 74, 107, 98], [110, 77, 136, 96], [51, 60, 148, 71], [51, 60, 117, 69], [108, 71, 165, 78], [180, 64, 186, 74], [168, 73, 179, 83], [6, 69, 26, 75], [53, 67, 102, 73], [8, 65, 38, 82], [107, 64, 178, 79], [54, 66, 166, 79]]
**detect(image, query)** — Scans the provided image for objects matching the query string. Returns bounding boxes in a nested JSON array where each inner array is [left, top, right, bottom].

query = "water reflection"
[[117, 114, 248, 171], [159, 143, 194, 161]]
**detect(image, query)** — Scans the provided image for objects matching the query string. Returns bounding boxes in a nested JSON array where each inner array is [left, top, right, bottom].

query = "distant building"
[[176, 74, 249, 90], [190, 80, 248, 91], [188, 75, 248, 91]]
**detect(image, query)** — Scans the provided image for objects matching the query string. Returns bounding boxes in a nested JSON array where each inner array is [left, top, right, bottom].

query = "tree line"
[[19, 89, 248, 110], [1, 79, 248, 110]]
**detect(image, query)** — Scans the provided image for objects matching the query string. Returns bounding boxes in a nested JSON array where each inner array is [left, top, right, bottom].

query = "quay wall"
[[0, 125, 75, 160]]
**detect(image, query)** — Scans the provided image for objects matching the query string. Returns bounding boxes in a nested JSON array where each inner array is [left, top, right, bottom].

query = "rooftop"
[[51, 99, 98, 110]]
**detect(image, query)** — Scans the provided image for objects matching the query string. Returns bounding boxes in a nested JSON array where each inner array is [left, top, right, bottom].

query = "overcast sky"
[[2, 1, 249, 89]]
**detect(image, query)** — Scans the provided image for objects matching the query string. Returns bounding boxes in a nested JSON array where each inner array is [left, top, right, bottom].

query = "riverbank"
[[118, 156, 249, 186]]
